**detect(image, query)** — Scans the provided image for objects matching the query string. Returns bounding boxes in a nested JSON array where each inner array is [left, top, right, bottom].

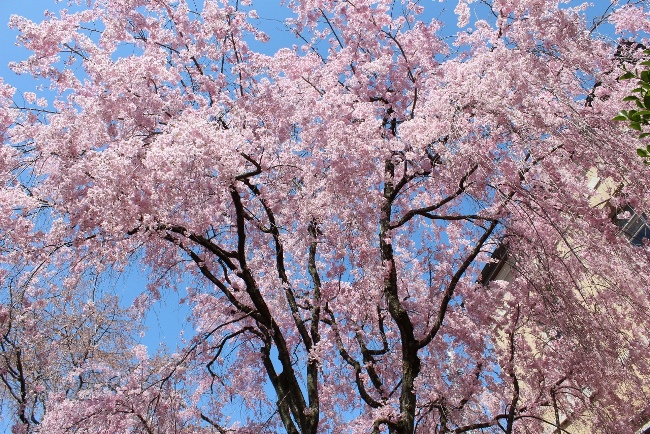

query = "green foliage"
[[615, 49, 650, 163]]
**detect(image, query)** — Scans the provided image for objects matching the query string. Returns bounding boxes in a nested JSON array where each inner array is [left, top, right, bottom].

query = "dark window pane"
[[631, 223, 650, 246], [623, 214, 646, 240], [614, 205, 650, 245]]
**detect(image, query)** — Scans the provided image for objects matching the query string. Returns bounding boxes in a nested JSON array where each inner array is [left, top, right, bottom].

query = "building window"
[[614, 205, 650, 246], [479, 243, 508, 284]]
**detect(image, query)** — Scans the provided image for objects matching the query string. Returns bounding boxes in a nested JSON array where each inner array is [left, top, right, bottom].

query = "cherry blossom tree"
[[1, 0, 650, 433], [0, 261, 141, 432]]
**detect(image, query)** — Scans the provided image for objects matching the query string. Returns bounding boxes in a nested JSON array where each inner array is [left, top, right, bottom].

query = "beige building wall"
[[483, 169, 649, 434]]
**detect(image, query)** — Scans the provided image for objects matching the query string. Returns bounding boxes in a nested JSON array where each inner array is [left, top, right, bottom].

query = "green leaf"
[[641, 133, 650, 138], [619, 71, 636, 80], [637, 148, 648, 157], [630, 122, 643, 131], [644, 95, 650, 108], [632, 87, 645, 93], [642, 61, 650, 67], [615, 111, 629, 121], [623, 95, 640, 101]]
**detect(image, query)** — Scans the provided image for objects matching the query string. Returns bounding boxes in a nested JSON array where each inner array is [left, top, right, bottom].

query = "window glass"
[[614, 205, 650, 246]]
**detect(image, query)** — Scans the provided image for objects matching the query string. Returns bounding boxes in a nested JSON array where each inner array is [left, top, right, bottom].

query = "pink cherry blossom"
[[0, 1, 649, 433]]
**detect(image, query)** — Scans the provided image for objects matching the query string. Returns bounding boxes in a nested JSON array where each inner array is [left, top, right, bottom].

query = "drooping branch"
[[162, 232, 256, 319], [200, 413, 230, 434], [240, 174, 314, 352], [157, 224, 237, 268], [206, 327, 261, 378], [504, 306, 521, 434], [418, 219, 498, 349], [390, 164, 479, 229], [327, 305, 384, 409]]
